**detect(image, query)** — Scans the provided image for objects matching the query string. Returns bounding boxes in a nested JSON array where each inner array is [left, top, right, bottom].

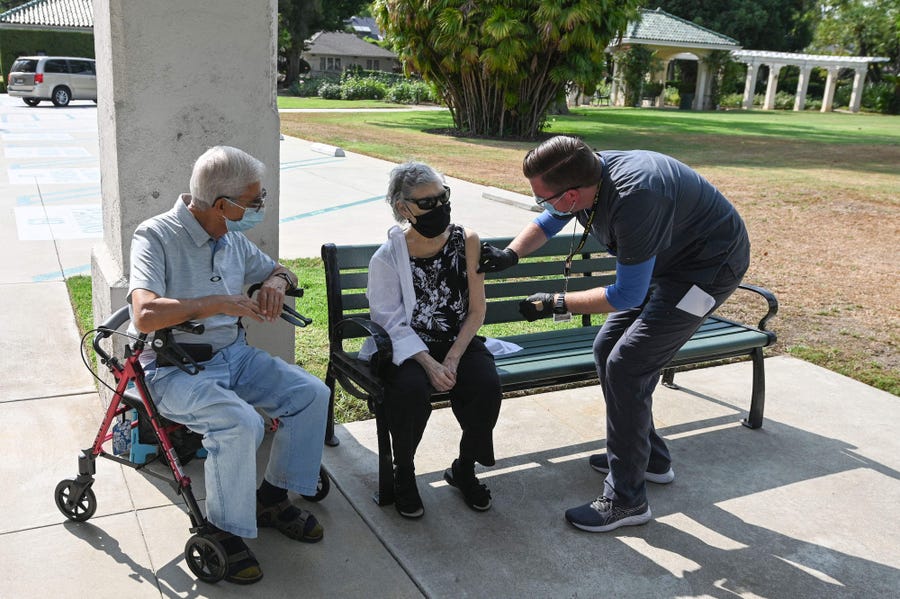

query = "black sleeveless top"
[[409, 224, 468, 342]]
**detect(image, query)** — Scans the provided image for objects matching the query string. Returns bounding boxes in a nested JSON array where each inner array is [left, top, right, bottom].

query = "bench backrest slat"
[[323, 235, 614, 344]]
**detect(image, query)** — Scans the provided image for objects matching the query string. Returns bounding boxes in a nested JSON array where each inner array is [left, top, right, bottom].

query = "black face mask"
[[410, 202, 451, 238]]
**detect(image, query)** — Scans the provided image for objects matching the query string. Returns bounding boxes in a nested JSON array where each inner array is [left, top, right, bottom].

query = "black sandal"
[[208, 528, 263, 585]]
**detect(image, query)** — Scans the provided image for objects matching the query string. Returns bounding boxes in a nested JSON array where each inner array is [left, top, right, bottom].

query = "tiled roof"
[[620, 8, 739, 49], [0, 0, 93, 29], [306, 31, 397, 59]]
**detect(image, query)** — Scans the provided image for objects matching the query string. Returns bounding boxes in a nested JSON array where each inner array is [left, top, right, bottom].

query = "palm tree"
[[375, 0, 640, 138]]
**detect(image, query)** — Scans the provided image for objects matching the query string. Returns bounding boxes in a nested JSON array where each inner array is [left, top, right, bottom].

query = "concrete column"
[[610, 57, 622, 106], [653, 59, 669, 107], [848, 66, 868, 113], [742, 62, 759, 109], [92, 1, 290, 364], [763, 63, 784, 110], [821, 66, 841, 112], [694, 60, 709, 110], [794, 65, 813, 111]]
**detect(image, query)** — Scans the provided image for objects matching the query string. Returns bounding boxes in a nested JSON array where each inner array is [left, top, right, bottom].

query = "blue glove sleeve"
[[605, 256, 655, 310], [532, 210, 571, 238]]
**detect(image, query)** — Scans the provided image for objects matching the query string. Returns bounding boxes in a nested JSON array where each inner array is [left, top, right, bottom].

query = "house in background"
[[0, 0, 94, 90], [303, 31, 399, 76]]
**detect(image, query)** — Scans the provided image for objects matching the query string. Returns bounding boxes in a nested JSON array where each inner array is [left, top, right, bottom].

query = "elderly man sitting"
[[128, 145, 329, 584]]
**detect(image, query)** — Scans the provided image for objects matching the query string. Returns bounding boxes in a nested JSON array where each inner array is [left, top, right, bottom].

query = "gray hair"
[[188, 146, 265, 209], [386, 161, 444, 222]]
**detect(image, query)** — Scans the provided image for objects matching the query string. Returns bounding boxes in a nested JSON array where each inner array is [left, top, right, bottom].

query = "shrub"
[[862, 80, 900, 114], [663, 85, 679, 106], [339, 76, 387, 100], [774, 91, 795, 110], [317, 82, 342, 100], [719, 93, 743, 109], [385, 80, 435, 104]]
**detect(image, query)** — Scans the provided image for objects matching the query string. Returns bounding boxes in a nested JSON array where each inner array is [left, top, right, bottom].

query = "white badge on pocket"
[[676, 285, 715, 318]]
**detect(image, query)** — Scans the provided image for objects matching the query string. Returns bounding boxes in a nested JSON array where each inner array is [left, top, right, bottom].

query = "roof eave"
[[612, 38, 740, 52], [0, 23, 91, 33]]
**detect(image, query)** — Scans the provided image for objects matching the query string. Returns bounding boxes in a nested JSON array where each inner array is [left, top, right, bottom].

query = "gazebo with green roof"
[[607, 7, 740, 110]]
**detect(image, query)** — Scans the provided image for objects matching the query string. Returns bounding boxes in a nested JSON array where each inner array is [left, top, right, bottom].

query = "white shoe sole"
[[567, 507, 653, 532]]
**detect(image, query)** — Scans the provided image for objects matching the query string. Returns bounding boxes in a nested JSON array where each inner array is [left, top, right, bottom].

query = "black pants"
[[384, 337, 501, 472], [594, 256, 749, 507]]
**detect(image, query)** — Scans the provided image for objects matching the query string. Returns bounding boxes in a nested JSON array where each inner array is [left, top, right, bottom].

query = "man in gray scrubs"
[[479, 135, 750, 533], [128, 146, 329, 583]]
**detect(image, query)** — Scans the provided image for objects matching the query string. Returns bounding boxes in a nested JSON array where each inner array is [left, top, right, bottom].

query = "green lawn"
[[277, 96, 416, 110]]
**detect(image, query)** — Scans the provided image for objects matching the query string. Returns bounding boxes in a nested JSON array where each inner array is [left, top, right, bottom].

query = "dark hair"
[[522, 135, 601, 190]]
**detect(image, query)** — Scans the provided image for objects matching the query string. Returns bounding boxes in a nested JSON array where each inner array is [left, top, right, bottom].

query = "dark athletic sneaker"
[[565, 496, 652, 532], [588, 453, 675, 484], [443, 460, 492, 511]]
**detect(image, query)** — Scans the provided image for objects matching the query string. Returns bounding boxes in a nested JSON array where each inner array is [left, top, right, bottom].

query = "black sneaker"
[[565, 496, 652, 532], [393, 469, 424, 519], [588, 453, 675, 484], [443, 459, 492, 511]]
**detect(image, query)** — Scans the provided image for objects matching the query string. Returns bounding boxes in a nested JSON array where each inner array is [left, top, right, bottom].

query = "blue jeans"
[[146, 333, 329, 538]]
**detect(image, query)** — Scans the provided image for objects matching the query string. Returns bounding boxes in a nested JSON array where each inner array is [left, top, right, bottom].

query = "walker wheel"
[[184, 534, 227, 583], [301, 466, 330, 502], [54, 478, 97, 522]]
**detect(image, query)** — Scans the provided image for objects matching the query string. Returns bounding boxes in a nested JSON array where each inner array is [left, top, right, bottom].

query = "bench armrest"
[[737, 283, 779, 331], [334, 317, 393, 378]]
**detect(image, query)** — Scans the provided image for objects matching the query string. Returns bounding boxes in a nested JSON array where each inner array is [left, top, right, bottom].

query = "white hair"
[[188, 146, 265, 209], [386, 161, 443, 222]]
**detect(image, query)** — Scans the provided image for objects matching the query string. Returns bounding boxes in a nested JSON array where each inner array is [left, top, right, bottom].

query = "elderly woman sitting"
[[360, 162, 502, 519]]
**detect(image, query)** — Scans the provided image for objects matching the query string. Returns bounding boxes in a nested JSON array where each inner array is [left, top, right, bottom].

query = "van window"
[[69, 60, 95, 75], [43, 59, 70, 74], [11, 59, 37, 73]]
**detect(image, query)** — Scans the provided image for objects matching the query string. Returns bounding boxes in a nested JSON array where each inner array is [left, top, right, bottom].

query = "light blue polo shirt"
[[127, 194, 276, 352]]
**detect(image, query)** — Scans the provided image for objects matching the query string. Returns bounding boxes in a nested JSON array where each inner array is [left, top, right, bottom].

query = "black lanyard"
[[563, 185, 602, 283]]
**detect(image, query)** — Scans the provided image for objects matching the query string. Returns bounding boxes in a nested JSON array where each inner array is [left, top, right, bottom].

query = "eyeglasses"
[[405, 185, 451, 210], [534, 186, 576, 207], [218, 188, 267, 213]]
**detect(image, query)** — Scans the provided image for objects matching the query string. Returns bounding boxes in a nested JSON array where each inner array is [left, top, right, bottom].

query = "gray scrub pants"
[[593, 258, 749, 507]]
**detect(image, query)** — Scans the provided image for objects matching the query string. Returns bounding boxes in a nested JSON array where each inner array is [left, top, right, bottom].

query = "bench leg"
[[372, 401, 395, 506], [661, 367, 678, 389], [324, 372, 340, 447], [742, 347, 766, 429]]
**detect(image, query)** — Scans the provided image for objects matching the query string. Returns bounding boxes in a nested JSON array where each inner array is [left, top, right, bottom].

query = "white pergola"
[[732, 50, 890, 113]]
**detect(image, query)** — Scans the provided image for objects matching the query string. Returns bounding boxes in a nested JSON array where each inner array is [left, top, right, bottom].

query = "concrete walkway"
[[1, 94, 898, 598]]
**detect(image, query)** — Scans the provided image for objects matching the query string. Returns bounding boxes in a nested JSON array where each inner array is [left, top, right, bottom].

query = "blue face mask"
[[544, 202, 572, 218], [226, 206, 266, 232]]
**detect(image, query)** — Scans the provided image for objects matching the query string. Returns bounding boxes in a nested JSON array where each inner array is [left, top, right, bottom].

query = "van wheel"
[[51, 86, 71, 107], [23, 98, 40, 107]]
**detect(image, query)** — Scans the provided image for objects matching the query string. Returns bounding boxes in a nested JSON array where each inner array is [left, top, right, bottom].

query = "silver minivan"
[[7, 56, 97, 107]]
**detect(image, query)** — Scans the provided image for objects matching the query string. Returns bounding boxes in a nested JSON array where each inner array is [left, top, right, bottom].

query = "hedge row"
[[290, 72, 437, 105]]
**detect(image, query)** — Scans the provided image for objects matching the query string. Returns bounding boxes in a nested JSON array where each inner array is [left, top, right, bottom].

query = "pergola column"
[[694, 59, 710, 110], [653, 59, 670, 107], [821, 66, 842, 112], [848, 66, 868, 113], [610, 57, 621, 107], [793, 65, 813, 111], [742, 62, 760, 109], [762, 63, 784, 110]]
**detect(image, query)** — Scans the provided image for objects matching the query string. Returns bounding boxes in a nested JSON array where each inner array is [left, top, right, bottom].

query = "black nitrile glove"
[[478, 243, 519, 273], [519, 292, 555, 322]]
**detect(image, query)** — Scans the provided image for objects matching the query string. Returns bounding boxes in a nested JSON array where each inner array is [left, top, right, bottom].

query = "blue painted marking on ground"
[[16, 185, 101, 206], [31, 264, 91, 282], [280, 195, 385, 223], [8, 157, 96, 169], [279, 156, 345, 170]]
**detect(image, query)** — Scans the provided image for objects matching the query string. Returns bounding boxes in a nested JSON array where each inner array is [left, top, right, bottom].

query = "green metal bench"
[[322, 235, 778, 505]]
